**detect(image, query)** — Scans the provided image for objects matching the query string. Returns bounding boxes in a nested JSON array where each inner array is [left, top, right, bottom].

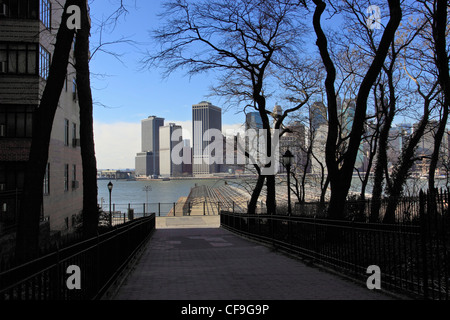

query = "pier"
[[167, 184, 252, 216]]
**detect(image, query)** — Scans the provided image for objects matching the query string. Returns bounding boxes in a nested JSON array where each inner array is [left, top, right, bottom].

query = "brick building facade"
[[0, 0, 83, 235]]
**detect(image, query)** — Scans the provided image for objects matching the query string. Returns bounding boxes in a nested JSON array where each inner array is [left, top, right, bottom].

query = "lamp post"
[[282, 149, 294, 216], [143, 185, 152, 214], [108, 181, 113, 226]]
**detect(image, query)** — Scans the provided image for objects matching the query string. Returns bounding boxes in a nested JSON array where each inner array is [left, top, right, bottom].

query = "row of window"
[[43, 163, 78, 195], [0, 105, 34, 138], [0, 0, 51, 29], [0, 106, 79, 142], [0, 43, 50, 79], [0, 162, 79, 194]]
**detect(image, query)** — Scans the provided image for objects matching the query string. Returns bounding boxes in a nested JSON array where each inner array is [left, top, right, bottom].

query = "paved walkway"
[[113, 228, 395, 300]]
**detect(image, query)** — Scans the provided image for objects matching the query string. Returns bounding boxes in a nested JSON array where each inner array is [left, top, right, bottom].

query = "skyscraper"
[[192, 101, 222, 176], [310, 101, 327, 130], [159, 123, 183, 178], [272, 104, 282, 128], [245, 112, 263, 131], [245, 112, 263, 173], [135, 116, 164, 177]]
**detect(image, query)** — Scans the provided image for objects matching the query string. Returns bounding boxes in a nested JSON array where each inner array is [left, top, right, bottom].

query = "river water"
[[97, 178, 230, 216], [97, 176, 448, 216]]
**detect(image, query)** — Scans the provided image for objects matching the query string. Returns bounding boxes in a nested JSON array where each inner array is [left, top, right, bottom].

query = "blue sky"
[[89, 0, 252, 168], [87, 1, 389, 169], [89, 0, 251, 124]]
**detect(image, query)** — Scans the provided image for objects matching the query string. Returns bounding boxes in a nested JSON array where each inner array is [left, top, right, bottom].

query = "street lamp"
[[143, 185, 152, 214], [108, 181, 113, 226], [282, 149, 294, 216]]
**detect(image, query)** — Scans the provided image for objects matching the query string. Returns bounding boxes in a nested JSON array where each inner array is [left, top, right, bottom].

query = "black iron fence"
[[102, 200, 267, 221], [221, 189, 450, 300], [0, 214, 155, 300], [292, 195, 423, 222]]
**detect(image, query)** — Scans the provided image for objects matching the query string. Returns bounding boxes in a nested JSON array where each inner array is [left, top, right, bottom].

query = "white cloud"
[[94, 120, 243, 169], [94, 121, 140, 169]]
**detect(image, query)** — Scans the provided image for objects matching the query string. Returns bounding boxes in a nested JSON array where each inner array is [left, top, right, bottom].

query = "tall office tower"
[[272, 104, 282, 128], [0, 1, 83, 234], [159, 123, 183, 178], [310, 101, 328, 130], [135, 116, 164, 177], [245, 112, 263, 131], [192, 101, 222, 176], [244, 112, 263, 173], [340, 99, 356, 134]]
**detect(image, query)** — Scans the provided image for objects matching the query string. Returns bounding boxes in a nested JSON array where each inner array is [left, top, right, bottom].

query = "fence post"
[[313, 215, 318, 260], [55, 244, 61, 299], [158, 203, 161, 217], [351, 218, 357, 276], [173, 203, 176, 216], [419, 190, 429, 299]]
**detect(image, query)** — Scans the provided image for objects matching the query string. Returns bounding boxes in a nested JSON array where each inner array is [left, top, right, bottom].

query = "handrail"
[[0, 214, 155, 300]]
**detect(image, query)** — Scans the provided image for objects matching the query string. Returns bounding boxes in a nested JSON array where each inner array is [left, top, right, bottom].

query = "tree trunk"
[[383, 109, 430, 223], [75, 0, 99, 238], [428, 104, 448, 192], [313, 0, 401, 220], [429, 0, 450, 192], [265, 175, 276, 214], [370, 97, 395, 222], [247, 174, 265, 214], [15, 1, 76, 263]]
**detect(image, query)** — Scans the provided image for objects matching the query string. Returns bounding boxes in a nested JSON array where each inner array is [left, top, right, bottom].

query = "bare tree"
[[145, 0, 311, 214], [427, 0, 450, 192], [75, 0, 98, 238], [381, 0, 445, 223], [15, 0, 78, 263], [312, 0, 402, 220]]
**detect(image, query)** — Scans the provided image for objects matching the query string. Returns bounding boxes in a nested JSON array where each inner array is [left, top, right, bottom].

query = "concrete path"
[[113, 228, 395, 300], [155, 216, 220, 229]]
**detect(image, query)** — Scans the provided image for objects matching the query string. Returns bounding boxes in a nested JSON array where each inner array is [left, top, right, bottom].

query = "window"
[[0, 163, 25, 191], [72, 164, 77, 190], [72, 78, 77, 101], [72, 122, 77, 147], [1, 0, 38, 19], [40, 0, 51, 29], [0, 43, 38, 75], [64, 119, 69, 146], [64, 164, 69, 191], [43, 163, 50, 195], [39, 45, 50, 79], [0, 105, 34, 138]]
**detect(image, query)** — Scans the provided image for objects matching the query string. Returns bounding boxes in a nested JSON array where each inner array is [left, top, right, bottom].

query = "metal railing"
[[102, 201, 267, 221], [221, 190, 450, 300], [0, 214, 155, 300]]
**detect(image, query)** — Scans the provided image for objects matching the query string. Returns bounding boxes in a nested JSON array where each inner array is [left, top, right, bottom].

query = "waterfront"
[[97, 178, 231, 216], [97, 175, 448, 216]]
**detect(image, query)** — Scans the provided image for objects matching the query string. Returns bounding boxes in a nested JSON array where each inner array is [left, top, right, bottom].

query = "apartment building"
[[0, 0, 83, 234]]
